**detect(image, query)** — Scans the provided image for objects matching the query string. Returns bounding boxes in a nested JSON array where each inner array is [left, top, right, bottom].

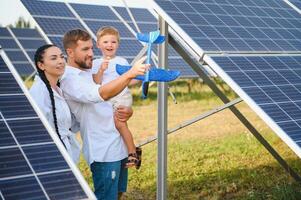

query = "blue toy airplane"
[[116, 30, 180, 99]]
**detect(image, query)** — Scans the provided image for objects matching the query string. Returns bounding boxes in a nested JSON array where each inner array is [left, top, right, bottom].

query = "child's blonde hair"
[[96, 26, 120, 42]]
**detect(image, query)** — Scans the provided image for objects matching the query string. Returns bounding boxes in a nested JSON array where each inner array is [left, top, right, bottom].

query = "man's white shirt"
[[60, 65, 127, 165]]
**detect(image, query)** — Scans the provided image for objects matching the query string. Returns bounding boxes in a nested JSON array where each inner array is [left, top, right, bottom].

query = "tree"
[[8, 16, 31, 28]]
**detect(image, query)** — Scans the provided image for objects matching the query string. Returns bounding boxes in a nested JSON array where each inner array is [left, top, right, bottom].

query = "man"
[[60, 29, 148, 200]]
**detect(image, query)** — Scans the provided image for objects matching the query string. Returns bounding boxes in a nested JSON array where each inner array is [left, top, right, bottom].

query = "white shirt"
[[92, 56, 130, 97], [29, 75, 81, 164], [60, 65, 127, 165]]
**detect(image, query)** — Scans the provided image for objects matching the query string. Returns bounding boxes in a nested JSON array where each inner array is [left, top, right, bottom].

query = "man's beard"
[[75, 58, 91, 70]]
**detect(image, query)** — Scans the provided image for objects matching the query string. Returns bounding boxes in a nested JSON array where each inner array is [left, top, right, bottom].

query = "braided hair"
[[34, 44, 66, 148]]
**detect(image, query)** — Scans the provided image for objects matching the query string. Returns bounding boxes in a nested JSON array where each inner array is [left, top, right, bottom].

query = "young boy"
[[92, 26, 141, 168]]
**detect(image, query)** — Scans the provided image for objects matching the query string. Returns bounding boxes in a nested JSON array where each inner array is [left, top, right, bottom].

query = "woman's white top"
[[29, 75, 81, 163]]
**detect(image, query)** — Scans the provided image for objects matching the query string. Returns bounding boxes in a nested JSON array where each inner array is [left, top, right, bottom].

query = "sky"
[[0, 0, 147, 27]]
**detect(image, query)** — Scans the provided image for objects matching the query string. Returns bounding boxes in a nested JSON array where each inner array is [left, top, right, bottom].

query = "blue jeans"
[[90, 158, 128, 200]]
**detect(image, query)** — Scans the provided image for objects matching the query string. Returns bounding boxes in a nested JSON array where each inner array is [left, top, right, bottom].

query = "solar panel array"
[[153, 0, 301, 159], [112, 6, 197, 77], [0, 51, 93, 199], [21, 0, 197, 78], [0, 27, 38, 76], [154, 0, 301, 53]]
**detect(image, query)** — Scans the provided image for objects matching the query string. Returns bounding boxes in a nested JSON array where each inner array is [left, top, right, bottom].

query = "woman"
[[30, 44, 81, 163]]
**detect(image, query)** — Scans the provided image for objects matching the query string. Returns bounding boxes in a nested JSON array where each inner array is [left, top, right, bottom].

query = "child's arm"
[[93, 59, 109, 84]]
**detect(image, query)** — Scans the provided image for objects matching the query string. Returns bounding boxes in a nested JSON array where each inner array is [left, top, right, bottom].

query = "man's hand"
[[115, 105, 133, 122]]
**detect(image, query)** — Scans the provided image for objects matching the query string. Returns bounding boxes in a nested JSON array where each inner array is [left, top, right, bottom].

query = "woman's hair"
[[34, 44, 65, 148]]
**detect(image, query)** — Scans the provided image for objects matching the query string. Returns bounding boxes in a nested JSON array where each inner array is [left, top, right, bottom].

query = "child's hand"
[[99, 57, 110, 72], [128, 56, 150, 78]]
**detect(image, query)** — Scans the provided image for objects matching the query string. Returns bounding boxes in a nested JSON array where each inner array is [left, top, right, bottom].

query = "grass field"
[[76, 80, 301, 200]]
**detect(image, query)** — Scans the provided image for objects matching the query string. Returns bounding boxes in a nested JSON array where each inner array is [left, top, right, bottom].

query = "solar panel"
[[0, 50, 95, 200], [153, 0, 301, 53], [21, 0, 101, 57], [113, 6, 198, 78], [0, 27, 36, 76], [207, 55, 301, 158]]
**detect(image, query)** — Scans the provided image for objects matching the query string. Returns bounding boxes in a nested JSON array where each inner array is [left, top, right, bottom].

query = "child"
[[92, 26, 141, 169]]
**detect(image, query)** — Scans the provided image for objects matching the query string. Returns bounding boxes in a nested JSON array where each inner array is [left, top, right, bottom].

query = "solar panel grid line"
[[7, 27, 36, 71], [0, 50, 96, 200], [204, 54, 301, 159]]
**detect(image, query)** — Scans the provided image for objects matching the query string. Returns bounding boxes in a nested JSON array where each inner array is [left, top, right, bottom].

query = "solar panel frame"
[[0, 49, 96, 200], [204, 54, 301, 159]]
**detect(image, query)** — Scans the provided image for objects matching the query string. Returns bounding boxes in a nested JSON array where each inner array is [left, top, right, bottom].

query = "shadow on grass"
[[126, 159, 301, 200]]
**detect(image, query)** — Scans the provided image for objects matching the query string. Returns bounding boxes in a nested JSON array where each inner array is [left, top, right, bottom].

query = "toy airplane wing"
[[137, 31, 165, 44], [116, 64, 180, 82]]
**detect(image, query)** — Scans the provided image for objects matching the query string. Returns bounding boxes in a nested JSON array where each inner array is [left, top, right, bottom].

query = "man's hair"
[[96, 26, 120, 42], [63, 29, 91, 49]]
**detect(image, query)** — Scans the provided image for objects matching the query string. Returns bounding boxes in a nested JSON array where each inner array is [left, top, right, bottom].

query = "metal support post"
[[157, 17, 168, 200]]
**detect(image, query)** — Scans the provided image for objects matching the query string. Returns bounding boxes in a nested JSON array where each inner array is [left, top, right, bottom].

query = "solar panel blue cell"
[[35, 18, 85, 35], [84, 20, 134, 38], [13, 63, 35, 76], [0, 27, 11, 37], [0, 39, 19, 49], [5, 50, 29, 62], [0, 73, 23, 94], [47, 36, 64, 50], [0, 95, 37, 118], [0, 147, 32, 178], [18, 39, 46, 50], [130, 8, 157, 22], [118, 39, 143, 57], [38, 171, 87, 199], [0, 176, 47, 200], [23, 144, 69, 172], [113, 7, 132, 21], [21, 0, 74, 17], [0, 121, 16, 147], [0, 57, 10, 72], [71, 3, 119, 20], [11, 28, 42, 38], [7, 119, 54, 144], [243, 87, 273, 104]]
